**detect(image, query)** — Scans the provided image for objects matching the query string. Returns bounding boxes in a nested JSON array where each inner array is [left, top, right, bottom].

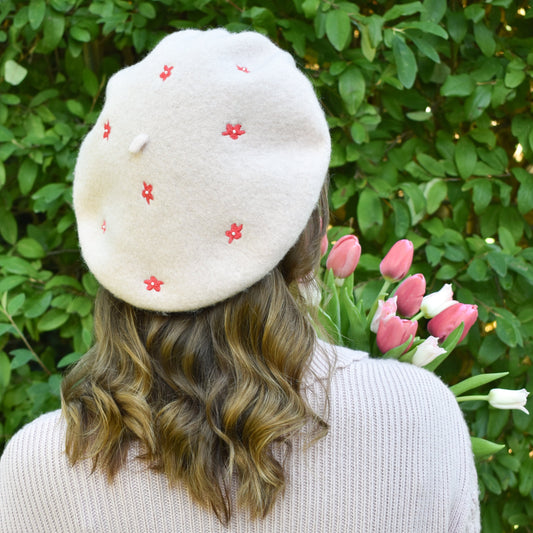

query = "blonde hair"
[[61, 183, 329, 524]]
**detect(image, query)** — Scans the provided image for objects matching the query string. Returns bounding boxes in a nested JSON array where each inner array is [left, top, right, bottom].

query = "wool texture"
[[73, 29, 331, 312], [0, 344, 480, 532]]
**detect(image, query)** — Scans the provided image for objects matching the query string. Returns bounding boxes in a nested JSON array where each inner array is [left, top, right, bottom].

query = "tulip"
[[411, 336, 447, 367], [420, 283, 457, 319], [380, 239, 414, 282], [376, 316, 418, 355], [427, 303, 478, 343], [298, 280, 322, 307], [394, 274, 426, 317], [326, 235, 361, 278], [320, 233, 329, 256], [488, 388, 530, 415], [370, 296, 397, 333]]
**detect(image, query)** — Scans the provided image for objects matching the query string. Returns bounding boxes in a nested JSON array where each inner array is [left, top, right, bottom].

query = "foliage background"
[[0, 0, 532, 530]]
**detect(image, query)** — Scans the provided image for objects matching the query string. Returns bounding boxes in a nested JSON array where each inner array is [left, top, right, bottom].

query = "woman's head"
[[73, 28, 330, 312]]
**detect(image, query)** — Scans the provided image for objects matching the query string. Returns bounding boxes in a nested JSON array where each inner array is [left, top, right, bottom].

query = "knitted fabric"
[[0, 344, 480, 532], [73, 29, 331, 312]]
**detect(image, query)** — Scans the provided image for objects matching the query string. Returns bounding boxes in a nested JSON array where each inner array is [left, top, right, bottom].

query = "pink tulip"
[[394, 273, 426, 317], [370, 296, 397, 333], [320, 233, 329, 256], [326, 235, 361, 278], [427, 303, 478, 343], [376, 316, 418, 354], [380, 239, 414, 281]]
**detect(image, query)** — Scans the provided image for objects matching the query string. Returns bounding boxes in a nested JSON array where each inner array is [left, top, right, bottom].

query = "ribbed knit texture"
[[0, 345, 480, 532]]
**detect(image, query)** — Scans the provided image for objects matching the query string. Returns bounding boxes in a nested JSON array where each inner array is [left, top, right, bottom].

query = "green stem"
[[456, 395, 489, 403], [411, 311, 424, 321], [367, 279, 392, 328]]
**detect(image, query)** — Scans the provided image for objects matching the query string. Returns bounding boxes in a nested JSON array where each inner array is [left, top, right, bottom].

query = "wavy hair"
[[61, 182, 329, 524]]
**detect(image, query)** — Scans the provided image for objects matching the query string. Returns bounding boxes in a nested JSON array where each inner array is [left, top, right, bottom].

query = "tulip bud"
[[395, 274, 426, 317], [427, 303, 478, 343], [420, 283, 457, 318], [326, 235, 361, 278], [488, 388, 530, 415], [320, 233, 329, 256], [376, 316, 418, 355], [411, 336, 447, 367], [380, 239, 414, 282], [370, 296, 397, 334]]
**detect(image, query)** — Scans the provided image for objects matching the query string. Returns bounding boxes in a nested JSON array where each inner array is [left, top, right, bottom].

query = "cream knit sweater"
[[0, 344, 480, 532]]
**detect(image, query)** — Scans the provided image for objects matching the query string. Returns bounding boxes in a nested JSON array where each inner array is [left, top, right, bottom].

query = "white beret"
[[73, 28, 331, 312]]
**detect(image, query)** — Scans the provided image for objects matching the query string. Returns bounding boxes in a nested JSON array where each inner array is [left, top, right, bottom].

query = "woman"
[[0, 29, 480, 532]]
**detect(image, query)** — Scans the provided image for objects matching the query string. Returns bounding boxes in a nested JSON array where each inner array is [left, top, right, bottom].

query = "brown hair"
[[61, 182, 329, 524]]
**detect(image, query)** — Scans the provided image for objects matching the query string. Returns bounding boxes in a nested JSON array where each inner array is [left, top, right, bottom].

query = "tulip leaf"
[[340, 288, 370, 352], [382, 334, 415, 360], [321, 268, 341, 342], [317, 307, 342, 345], [450, 372, 509, 397], [470, 437, 505, 458], [423, 322, 464, 371]]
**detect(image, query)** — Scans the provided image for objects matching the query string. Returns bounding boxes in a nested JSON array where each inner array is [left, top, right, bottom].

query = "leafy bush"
[[1, 1, 531, 531]]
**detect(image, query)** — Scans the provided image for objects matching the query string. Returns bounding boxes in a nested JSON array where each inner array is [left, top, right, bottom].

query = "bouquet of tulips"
[[316, 233, 530, 457]]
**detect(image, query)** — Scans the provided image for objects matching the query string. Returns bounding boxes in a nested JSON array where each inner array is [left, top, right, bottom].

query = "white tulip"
[[411, 336, 447, 367], [298, 280, 322, 308], [420, 283, 457, 318], [370, 296, 397, 334], [488, 388, 530, 415]]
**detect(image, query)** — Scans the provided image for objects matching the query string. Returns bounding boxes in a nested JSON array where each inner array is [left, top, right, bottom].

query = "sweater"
[[0, 343, 480, 532]]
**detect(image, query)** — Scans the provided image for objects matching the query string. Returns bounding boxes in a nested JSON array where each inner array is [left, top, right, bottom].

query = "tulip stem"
[[411, 311, 424, 321], [456, 395, 489, 403], [367, 280, 392, 327]]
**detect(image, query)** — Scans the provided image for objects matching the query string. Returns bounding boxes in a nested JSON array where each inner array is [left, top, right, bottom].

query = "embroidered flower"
[[101, 220, 106, 233], [160, 65, 173, 81], [144, 276, 164, 292], [103, 121, 111, 140], [142, 182, 154, 204], [222, 124, 245, 140], [225, 223, 243, 243], [236, 65, 249, 73]]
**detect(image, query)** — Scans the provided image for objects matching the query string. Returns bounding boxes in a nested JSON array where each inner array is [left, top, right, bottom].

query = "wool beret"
[[73, 28, 331, 312]]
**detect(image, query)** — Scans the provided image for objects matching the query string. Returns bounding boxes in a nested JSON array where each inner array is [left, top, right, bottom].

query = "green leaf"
[[450, 372, 509, 396], [391, 198, 410, 238], [37, 309, 69, 332], [392, 34, 417, 89], [398, 21, 448, 39], [339, 66, 365, 115], [17, 237, 45, 259], [515, 170, 533, 215], [474, 22, 496, 57], [464, 4, 485, 23], [40, 11, 65, 53], [4, 60, 28, 86], [425, 179, 447, 214], [10, 348, 35, 370], [446, 11, 467, 43], [440, 74, 475, 97], [406, 32, 440, 63], [406, 110, 432, 121], [29, 0, 46, 29], [454, 137, 477, 179], [57, 351, 83, 368], [467, 257, 488, 282], [0, 207, 18, 244], [7, 293, 25, 316], [302, 0, 320, 18], [472, 179, 492, 214], [138, 2, 156, 19], [357, 188, 383, 234], [464, 84, 492, 121], [487, 251, 508, 277], [383, 2, 423, 21], [478, 334, 507, 366], [325, 9, 352, 51], [518, 459, 533, 497], [70, 25, 90, 42], [421, 0, 446, 23], [17, 158, 38, 194], [0, 352, 11, 389], [360, 24, 376, 62], [424, 322, 464, 371], [471, 437, 505, 458], [24, 291, 53, 319]]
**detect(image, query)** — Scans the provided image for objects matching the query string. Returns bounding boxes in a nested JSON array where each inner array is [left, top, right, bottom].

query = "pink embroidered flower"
[[142, 182, 154, 204], [103, 121, 111, 140], [160, 65, 173, 81], [101, 220, 106, 233], [144, 276, 164, 292], [222, 124, 245, 140], [226, 223, 243, 243], [236, 65, 249, 73]]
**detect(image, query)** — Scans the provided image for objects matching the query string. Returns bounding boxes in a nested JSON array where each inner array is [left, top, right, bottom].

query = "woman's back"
[[0, 344, 479, 533]]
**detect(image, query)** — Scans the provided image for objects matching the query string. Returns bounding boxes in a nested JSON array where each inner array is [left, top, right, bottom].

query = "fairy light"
[[517, 7, 526, 15], [484, 321, 497, 333], [353, 29, 360, 38], [425, 106, 431, 113], [513, 143, 524, 162], [490, 120, 498, 126], [454, 133, 460, 139], [305, 63, 319, 71], [505, 24, 512, 31], [529, 450, 533, 458], [485, 237, 495, 244]]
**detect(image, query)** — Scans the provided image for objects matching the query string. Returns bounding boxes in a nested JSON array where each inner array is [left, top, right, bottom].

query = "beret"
[[73, 28, 331, 312]]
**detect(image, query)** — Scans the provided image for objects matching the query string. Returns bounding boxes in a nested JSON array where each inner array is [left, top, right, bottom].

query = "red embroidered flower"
[[225, 223, 243, 243], [222, 124, 245, 140], [144, 276, 164, 292], [142, 182, 154, 204], [101, 220, 106, 233], [236, 65, 249, 73], [103, 121, 111, 140], [160, 65, 173, 81]]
